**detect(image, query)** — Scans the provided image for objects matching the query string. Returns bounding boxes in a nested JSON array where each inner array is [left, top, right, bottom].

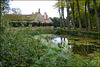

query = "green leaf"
[[35, 60, 42, 64], [50, 45, 61, 50], [35, 60, 45, 67], [47, 49, 57, 55], [50, 56, 57, 62], [30, 64, 38, 67], [58, 52, 67, 59], [40, 57, 44, 60]]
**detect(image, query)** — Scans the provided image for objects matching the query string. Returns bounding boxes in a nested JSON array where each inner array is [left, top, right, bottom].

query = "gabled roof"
[[4, 13, 38, 21]]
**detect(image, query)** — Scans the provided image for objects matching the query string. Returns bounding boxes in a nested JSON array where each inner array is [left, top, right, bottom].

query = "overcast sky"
[[9, 1, 67, 18]]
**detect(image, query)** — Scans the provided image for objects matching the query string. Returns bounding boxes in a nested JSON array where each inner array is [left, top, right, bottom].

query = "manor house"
[[4, 9, 53, 26]]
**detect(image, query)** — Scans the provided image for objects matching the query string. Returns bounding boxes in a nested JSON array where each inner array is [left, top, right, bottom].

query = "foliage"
[[0, 0, 99, 66], [51, 17, 68, 27], [54, 29, 100, 38], [10, 8, 21, 14], [50, 17, 60, 27], [0, 17, 99, 66], [11, 22, 53, 27], [0, 28, 99, 66], [1, 0, 10, 14], [55, 0, 100, 31]]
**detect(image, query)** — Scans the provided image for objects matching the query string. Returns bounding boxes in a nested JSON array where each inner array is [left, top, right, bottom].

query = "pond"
[[33, 34, 100, 59]]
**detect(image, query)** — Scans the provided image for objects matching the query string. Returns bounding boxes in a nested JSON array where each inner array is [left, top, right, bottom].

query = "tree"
[[0, 1, 1, 22], [55, 0, 63, 28], [93, 0, 100, 32], [10, 8, 21, 14], [0, 0, 10, 32], [87, 0, 91, 31], [61, 6, 65, 29], [1, 0, 10, 14], [59, 7, 63, 28], [76, 0, 82, 30], [55, 0, 99, 32], [60, 0, 66, 29], [55, 0, 66, 29], [66, 1, 70, 30], [0, 0, 9, 20], [70, 0, 76, 30], [51, 17, 60, 27], [85, 0, 88, 31], [0, 0, 10, 37]]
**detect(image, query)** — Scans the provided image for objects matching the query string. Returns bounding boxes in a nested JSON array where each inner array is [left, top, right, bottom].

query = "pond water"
[[34, 34, 68, 46], [33, 34, 100, 59]]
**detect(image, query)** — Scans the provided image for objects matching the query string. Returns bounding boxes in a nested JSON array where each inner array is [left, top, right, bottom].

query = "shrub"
[[54, 29, 100, 38]]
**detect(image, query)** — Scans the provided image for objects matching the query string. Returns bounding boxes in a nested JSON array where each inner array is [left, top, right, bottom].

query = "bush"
[[54, 29, 100, 38], [11, 22, 53, 27]]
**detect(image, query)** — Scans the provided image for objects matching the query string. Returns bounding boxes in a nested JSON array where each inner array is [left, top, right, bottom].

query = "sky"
[[9, 1, 67, 18]]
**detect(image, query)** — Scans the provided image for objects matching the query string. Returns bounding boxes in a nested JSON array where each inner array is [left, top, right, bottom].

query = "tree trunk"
[[76, 0, 82, 31], [60, 16, 63, 28], [85, 0, 88, 31], [58, 7, 63, 28], [0, 1, 1, 23], [87, 0, 91, 31], [70, 1, 76, 30], [61, 7, 65, 29], [0, 1, 1, 34], [93, 0, 100, 32], [72, 2, 76, 30], [67, 5, 70, 30]]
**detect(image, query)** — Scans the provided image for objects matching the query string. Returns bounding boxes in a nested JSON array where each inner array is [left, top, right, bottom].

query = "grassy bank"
[[7, 26, 54, 31], [54, 29, 100, 39]]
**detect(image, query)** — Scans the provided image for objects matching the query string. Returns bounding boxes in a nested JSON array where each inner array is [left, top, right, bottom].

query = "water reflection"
[[51, 37, 68, 46], [72, 45, 100, 56], [33, 34, 99, 56]]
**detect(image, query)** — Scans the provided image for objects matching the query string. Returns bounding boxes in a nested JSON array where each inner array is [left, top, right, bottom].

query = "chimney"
[[38, 8, 40, 13], [32, 12, 34, 14]]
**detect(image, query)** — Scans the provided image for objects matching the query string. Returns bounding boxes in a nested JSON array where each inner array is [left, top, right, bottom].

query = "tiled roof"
[[29, 13, 38, 20], [4, 13, 38, 21]]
